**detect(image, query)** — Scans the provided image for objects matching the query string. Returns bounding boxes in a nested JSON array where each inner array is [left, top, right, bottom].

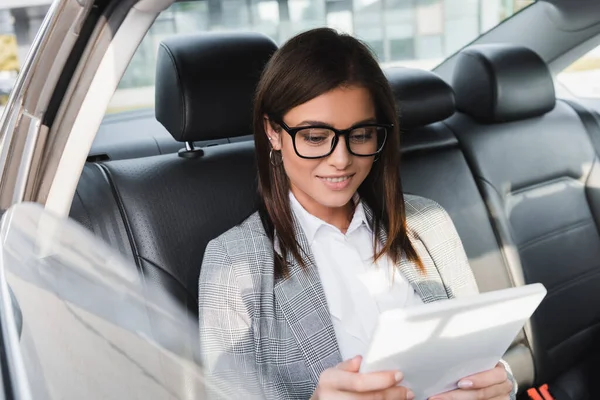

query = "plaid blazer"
[[198, 195, 516, 400]]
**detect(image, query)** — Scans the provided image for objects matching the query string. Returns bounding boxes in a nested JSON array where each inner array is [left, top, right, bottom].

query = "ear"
[[264, 115, 282, 151]]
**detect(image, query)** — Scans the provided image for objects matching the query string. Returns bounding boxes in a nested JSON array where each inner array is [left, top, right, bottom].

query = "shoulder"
[[403, 194, 451, 231], [402, 194, 463, 254], [205, 212, 268, 252], [403, 194, 479, 296], [200, 211, 273, 287]]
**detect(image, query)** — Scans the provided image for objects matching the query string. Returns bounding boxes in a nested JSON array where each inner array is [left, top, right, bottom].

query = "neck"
[[291, 187, 354, 232]]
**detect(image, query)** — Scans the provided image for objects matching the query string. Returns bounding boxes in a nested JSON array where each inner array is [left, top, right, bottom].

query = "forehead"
[[283, 85, 376, 128]]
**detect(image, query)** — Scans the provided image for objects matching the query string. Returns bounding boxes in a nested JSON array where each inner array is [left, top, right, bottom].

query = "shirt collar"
[[289, 192, 371, 243]]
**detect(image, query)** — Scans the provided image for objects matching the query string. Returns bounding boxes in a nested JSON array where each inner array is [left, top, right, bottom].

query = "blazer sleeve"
[[429, 200, 518, 399], [198, 237, 265, 400]]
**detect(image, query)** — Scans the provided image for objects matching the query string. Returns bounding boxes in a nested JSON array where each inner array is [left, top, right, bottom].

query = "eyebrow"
[[295, 117, 377, 128]]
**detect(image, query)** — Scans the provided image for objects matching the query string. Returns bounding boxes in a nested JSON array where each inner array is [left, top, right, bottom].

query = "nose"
[[327, 135, 352, 169]]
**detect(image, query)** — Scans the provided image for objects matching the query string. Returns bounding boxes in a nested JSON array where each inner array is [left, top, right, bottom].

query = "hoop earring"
[[270, 149, 283, 167]]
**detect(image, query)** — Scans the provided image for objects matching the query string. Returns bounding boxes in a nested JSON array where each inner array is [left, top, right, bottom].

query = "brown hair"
[[254, 27, 423, 278]]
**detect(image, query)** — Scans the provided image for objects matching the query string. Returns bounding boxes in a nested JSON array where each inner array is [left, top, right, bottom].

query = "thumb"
[[336, 355, 362, 372]]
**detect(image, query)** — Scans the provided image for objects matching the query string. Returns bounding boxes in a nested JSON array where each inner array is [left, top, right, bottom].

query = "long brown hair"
[[254, 27, 423, 278]]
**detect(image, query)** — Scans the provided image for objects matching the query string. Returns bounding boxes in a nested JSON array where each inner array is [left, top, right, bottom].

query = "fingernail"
[[395, 371, 403, 382], [407, 390, 415, 400], [458, 379, 473, 389]]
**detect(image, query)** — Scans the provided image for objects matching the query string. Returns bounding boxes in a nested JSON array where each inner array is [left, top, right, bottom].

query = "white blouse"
[[289, 193, 423, 360]]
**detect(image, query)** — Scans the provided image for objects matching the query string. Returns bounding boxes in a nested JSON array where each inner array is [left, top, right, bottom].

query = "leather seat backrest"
[[387, 67, 534, 390], [70, 32, 277, 316], [447, 44, 600, 396]]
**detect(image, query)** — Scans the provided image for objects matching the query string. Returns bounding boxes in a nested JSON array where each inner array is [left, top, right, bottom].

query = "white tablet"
[[359, 283, 547, 400]]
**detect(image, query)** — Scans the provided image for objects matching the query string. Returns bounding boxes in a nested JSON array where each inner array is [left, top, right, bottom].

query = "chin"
[[314, 192, 355, 209]]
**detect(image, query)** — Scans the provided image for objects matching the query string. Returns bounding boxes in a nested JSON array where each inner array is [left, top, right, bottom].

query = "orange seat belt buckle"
[[538, 384, 556, 400], [528, 384, 556, 400], [527, 387, 543, 400]]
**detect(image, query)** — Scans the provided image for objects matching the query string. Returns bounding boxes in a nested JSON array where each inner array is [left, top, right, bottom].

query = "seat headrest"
[[155, 32, 277, 142], [452, 44, 555, 123], [385, 67, 455, 130]]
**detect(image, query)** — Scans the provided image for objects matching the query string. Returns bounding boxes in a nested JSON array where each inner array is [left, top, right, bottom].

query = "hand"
[[311, 355, 415, 400], [429, 363, 512, 400]]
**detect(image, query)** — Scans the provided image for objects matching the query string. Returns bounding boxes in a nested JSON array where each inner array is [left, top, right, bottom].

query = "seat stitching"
[[544, 266, 600, 298], [443, 121, 524, 288], [462, 50, 498, 118], [96, 163, 144, 276], [472, 178, 538, 356], [136, 254, 193, 304], [518, 219, 594, 251], [509, 176, 581, 196], [546, 311, 600, 354], [583, 156, 600, 238], [535, 267, 600, 356], [74, 184, 91, 229], [159, 43, 187, 141]]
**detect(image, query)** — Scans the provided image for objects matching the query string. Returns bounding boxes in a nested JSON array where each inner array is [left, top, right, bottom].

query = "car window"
[[107, 0, 535, 114], [557, 44, 600, 99], [0, 202, 225, 399]]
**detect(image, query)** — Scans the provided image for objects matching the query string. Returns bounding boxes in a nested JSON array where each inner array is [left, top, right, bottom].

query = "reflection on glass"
[[108, 0, 536, 113], [558, 44, 600, 99], [0, 202, 251, 399], [0, 0, 537, 111]]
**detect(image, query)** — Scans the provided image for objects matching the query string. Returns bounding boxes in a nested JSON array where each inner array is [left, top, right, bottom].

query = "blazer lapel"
[[273, 218, 342, 385], [272, 202, 451, 385], [363, 204, 450, 304]]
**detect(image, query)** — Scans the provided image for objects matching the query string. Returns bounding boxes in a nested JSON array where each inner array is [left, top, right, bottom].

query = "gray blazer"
[[198, 194, 516, 400]]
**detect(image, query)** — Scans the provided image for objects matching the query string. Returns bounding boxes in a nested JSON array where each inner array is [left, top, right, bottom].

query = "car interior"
[[48, 1, 600, 400]]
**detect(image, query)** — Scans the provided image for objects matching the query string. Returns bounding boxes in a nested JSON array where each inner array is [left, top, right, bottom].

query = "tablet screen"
[[359, 284, 546, 399]]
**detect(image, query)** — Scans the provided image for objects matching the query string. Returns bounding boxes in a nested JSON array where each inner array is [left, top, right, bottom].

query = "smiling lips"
[[318, 174, 354, 190], [322, 176, 351, 183]]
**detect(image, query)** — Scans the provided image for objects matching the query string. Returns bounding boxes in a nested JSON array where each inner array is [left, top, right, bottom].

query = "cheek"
[[281, 136, 308, 176], [281, 146, 316, 183], [356, 158, 375, 177]]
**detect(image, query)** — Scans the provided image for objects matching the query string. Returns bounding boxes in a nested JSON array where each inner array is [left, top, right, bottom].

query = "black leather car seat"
[[447, 44, 600, 400], [70, 32, 277, 317], [387, 67, 534, 393]]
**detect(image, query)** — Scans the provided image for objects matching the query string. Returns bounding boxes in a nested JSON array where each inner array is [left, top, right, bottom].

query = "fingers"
[[334, 385, 414, 400], [430, 380, 512, 400], [320, 366, 403, 393], [336, 356, 363, 372], [457, 364, 508, 390]]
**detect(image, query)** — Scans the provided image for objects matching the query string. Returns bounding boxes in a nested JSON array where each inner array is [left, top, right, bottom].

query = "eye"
[[298, 128, 332, 145], [349, 127, 376, 143]]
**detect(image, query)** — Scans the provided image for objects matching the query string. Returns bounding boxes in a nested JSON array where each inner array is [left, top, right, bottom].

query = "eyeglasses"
[[274, 119, 391, 159]]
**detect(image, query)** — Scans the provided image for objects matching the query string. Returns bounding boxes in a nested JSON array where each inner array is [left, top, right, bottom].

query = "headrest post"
[[178, 142, 204, 159]]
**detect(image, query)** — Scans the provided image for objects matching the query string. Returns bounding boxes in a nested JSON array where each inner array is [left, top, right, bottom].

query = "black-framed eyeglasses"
[[274, 119, 391, 159]]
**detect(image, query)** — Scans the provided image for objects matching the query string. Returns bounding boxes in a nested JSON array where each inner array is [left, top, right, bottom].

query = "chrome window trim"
[[45, 5, 159, 216], [0, 0, 86, 210]]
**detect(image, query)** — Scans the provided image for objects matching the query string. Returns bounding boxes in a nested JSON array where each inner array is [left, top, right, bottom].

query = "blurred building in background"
[[113, 0, 533, 111], [120, 0, 533, 90], [2, 0, 600, 115], [0, 0, 537, 111], [0, 0, 50, 66], [0, 0, 51, 104]]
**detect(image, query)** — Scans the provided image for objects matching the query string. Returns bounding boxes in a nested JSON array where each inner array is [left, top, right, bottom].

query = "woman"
[[198, 28, 515, 400]]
